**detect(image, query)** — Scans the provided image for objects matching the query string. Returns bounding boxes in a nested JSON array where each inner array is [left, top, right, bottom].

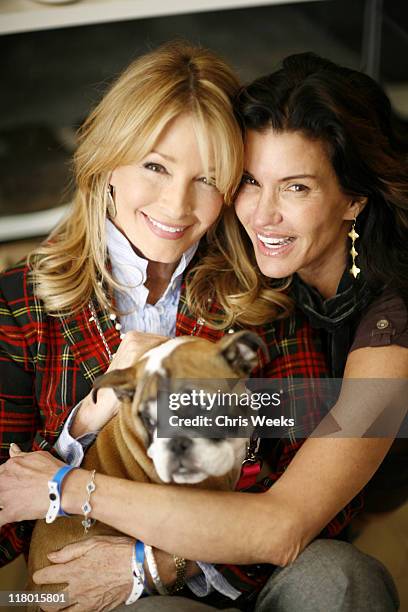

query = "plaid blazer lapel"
[[175, 279, 284, 365], [59, 300, 121, 384]]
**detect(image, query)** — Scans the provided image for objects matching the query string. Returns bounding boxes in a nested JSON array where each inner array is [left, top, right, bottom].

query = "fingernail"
[[47, 552, 57, 559]]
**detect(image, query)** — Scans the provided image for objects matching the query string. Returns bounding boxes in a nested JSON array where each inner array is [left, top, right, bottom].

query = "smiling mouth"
[[257, 234, 296, 249], [143, 212, 188, 233]]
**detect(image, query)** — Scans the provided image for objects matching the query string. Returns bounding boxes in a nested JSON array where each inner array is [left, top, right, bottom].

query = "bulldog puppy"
[[27, 330, 264, 603]]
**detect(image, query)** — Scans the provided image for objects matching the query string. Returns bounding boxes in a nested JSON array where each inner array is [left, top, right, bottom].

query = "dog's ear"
[[218, 331, 266, 376], [92, 366, 138, 403]]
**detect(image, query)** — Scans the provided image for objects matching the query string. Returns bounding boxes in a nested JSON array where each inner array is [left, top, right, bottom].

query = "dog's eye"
[[140, 412, 156, 431]]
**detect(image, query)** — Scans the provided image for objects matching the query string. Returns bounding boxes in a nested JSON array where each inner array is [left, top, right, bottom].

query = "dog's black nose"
[[168, 437, 192, 456]]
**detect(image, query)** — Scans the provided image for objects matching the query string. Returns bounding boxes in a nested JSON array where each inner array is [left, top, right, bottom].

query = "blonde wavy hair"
[[30, 41, 243, 315], [186, 207, 293, 329]]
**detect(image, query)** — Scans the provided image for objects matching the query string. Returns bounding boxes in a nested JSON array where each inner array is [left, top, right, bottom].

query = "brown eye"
[[288, 184, 308, 193], [241, 174, 259, 187], [144, 162, 167, 174], [199, 177, 216, 187], [140, 411, 156, 431]]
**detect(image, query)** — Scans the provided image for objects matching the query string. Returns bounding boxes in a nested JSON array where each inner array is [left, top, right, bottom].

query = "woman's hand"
[[71, 331, 169, 437], [33, 536, 134, 612], [35, 536, 201, 611], [0, 445, 64, 525]]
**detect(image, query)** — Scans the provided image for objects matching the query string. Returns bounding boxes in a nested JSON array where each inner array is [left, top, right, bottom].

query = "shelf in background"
[[0, 0, 324, 35], [0, 203, 70, 242]]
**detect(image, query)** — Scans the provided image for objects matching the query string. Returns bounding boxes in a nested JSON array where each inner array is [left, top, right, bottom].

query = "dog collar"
[[236, 435, 262, 490]]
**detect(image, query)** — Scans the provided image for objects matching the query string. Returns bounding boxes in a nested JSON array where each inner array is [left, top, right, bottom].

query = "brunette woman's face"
[[110, 113, 223, 263], [235, 129, 360, 292]]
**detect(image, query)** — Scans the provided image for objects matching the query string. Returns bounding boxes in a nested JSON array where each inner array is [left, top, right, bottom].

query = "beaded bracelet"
[[81, 469, 96, 534]]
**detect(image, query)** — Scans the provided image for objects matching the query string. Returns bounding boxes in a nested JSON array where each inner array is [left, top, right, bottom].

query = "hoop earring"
[[348, 216, 360, 279], [107, 185, 117, 219]]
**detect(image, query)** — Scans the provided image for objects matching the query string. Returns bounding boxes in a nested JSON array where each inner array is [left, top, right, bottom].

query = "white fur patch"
[[148, 434, 247, 484], [142, 336, 195, 374]]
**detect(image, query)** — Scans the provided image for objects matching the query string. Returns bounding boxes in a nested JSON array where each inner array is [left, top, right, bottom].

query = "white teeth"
[[148, 215, 186, 233], [257, 234, 294, 247]]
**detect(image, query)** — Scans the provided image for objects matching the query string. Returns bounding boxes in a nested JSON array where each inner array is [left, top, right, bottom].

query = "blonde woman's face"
[[109, 113, 223, 263], [235, 129, 359, 295]]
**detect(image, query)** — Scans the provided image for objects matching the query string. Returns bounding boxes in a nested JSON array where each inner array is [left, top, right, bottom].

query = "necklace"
[[87, 301, 216, 365], [88, 292, 236, 365], [88, 300, 124, 363]]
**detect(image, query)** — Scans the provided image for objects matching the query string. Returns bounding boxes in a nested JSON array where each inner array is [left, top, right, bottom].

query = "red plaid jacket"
[[0, 263, 363, 596]]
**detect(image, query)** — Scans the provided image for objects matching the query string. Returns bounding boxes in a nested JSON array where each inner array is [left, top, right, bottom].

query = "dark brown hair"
[[236, 52, 408, 299]]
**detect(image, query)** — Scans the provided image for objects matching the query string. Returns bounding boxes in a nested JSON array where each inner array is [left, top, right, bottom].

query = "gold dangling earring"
[[348, 216, 360, 279], [107, 184, 117, 219]]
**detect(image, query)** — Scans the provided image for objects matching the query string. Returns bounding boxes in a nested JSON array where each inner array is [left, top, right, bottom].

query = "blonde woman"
[[0, 40, 244, 609]]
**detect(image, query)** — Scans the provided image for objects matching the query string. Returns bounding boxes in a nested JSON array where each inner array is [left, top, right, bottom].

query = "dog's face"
[[92, 331, 264, 484]]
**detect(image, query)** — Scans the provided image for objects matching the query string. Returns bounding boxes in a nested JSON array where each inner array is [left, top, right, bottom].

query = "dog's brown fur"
[[27, 332, 263, 605]]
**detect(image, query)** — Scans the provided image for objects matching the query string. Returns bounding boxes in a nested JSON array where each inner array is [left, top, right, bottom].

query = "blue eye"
[[144, 162, 167, 173]]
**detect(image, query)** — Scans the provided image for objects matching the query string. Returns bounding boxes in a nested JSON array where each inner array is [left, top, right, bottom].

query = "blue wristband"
[[46, 465, 76, 523], [136, 540, 145, 567], [137, 540, 151, 595], [126, 540, 146, 604], [54, 465, 76, 517]]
